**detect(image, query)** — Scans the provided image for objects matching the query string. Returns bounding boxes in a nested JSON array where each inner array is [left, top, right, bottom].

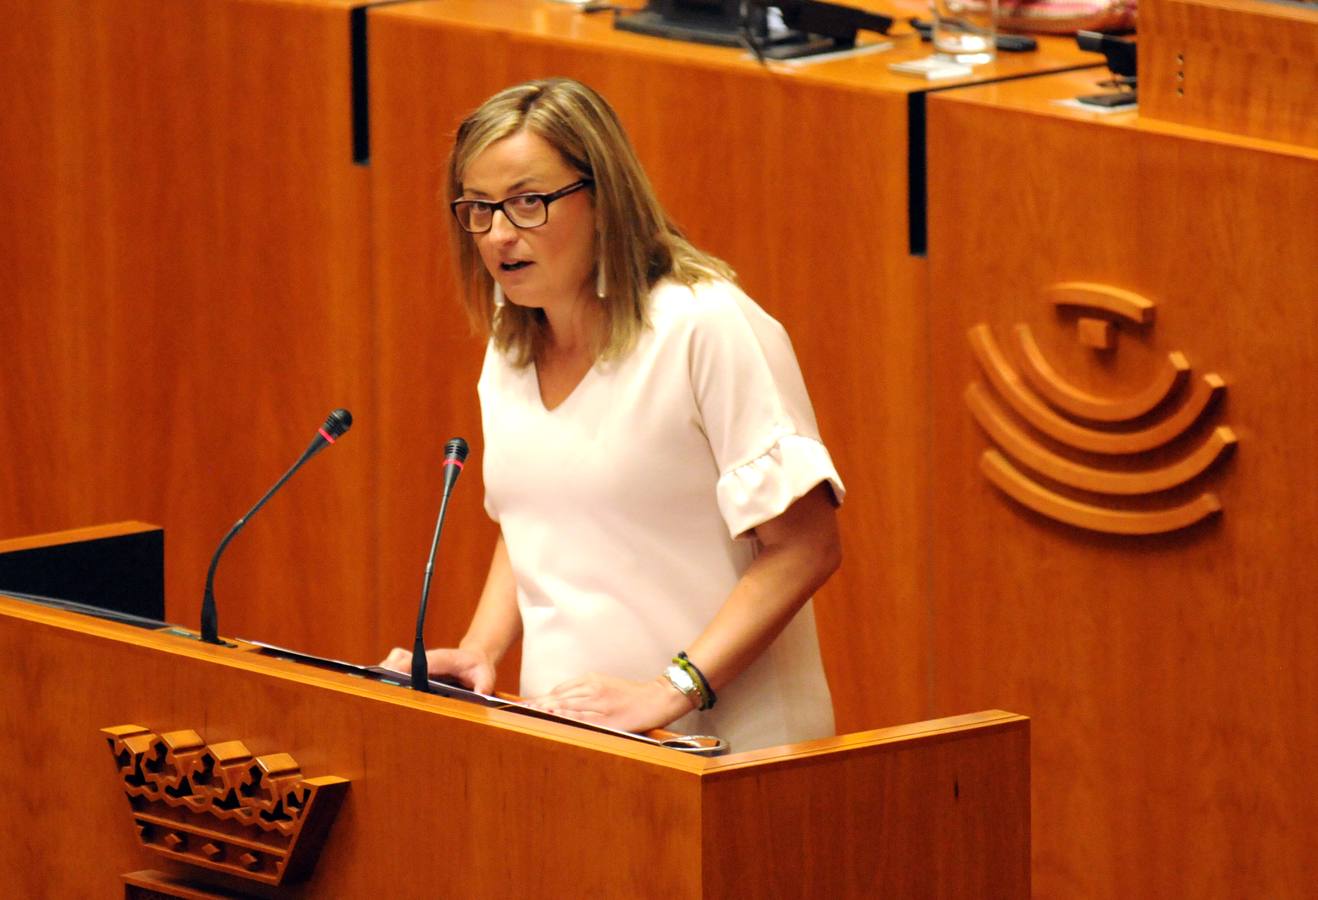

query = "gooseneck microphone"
[[200, 408, 353, 645], [412, 437, 470, 691]]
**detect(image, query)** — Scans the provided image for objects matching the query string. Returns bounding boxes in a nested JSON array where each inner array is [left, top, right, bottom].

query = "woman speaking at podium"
[[383, 78, 844, 752]]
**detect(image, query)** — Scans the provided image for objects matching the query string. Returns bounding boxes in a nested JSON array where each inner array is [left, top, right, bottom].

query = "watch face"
[[667, 665, 697, 694]]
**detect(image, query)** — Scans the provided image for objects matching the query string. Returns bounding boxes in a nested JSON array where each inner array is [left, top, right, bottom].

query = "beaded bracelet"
[[674, 651, 717, 711]]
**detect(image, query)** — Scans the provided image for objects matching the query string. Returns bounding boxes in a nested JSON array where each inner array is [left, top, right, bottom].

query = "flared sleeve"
[[684, 282, 845, 539]]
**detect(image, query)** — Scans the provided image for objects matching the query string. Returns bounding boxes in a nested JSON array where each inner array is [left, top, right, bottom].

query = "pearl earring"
[[596, 257, 607, 299], [493, 282, 504, 307]]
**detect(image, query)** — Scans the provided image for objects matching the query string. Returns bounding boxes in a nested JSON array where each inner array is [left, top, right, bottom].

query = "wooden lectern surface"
[[0, 521, 162, 555], [0, 592, 1028, 898]]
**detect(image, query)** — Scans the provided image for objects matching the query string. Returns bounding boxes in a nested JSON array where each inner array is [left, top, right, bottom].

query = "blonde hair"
[[447, 78, 735, 367]]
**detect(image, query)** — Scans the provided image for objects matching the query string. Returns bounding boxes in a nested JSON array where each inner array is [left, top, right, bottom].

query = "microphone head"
[[323, 408, 353, 439], [444, 437, 469, 464]]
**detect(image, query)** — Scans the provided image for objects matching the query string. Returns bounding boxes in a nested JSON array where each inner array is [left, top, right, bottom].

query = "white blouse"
[[479, 278, 845, 752]]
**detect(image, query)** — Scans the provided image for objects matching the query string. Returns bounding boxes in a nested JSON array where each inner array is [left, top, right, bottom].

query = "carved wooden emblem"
[[966, 282, 1235, 534], [102, 724, 348, 885]]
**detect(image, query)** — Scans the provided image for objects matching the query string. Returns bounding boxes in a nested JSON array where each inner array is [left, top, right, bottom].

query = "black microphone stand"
[[412, 437, 469, 691], [200, 409, 352, 645]]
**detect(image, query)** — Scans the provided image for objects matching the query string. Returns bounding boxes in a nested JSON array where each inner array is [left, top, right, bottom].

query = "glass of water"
[[931, 0, 999, 64]]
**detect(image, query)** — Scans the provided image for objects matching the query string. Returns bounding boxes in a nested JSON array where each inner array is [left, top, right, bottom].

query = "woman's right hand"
[[378, 646, 497, 695]]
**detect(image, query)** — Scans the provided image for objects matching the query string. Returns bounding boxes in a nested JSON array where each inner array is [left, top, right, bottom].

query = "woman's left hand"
[[525, 673, 696, 734]]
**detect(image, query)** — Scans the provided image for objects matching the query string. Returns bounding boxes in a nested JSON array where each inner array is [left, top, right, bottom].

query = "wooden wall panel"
[[1140, 0, 1318, 147], [0, 1, 376, 659], [926, 71, 1318, 897]]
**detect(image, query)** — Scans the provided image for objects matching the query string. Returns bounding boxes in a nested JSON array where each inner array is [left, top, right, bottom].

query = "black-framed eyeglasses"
[[450, 179, 593, 234]]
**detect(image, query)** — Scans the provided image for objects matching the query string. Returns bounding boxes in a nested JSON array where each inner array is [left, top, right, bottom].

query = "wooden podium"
[[0, 524, 1029, 897]]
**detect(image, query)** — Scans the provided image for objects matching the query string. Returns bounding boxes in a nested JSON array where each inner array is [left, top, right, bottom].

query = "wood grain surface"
[[0, 0, 376, 659], [926, 68, 1318, 898], [0, 594, 1029, 897], [1140, 0, 1318, 146], [13, 0, 1312, 893]]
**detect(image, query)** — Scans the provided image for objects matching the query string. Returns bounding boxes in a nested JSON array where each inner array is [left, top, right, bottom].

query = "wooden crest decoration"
[[102, 724, 348, 886], [966, 282, 1236, 535]]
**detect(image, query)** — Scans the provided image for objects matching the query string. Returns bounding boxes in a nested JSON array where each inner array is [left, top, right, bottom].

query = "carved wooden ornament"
[[966, 283, 1235, 535], [102, 724, 348, 886]]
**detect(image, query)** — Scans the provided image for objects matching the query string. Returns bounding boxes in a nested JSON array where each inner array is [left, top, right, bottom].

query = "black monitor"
[[614, 1, 892, 58], [614, 1, 767, 47]]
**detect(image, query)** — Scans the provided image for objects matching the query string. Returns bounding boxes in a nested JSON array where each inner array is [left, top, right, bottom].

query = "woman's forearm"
[[684, 482, 841, 692]]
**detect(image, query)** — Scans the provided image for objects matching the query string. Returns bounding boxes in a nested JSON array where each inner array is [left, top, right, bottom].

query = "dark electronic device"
[[615, 0, 891, 59], [1075, 30, 1137, 107], [767, 0, 894, 47], [1076, 90, 1137, 108], [615, 0, 770, 47], [1076, 29, 1136, 78]]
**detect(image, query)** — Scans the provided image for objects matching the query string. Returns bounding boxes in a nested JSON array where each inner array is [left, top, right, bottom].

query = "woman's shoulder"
[[649, 277, 783, 338]]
